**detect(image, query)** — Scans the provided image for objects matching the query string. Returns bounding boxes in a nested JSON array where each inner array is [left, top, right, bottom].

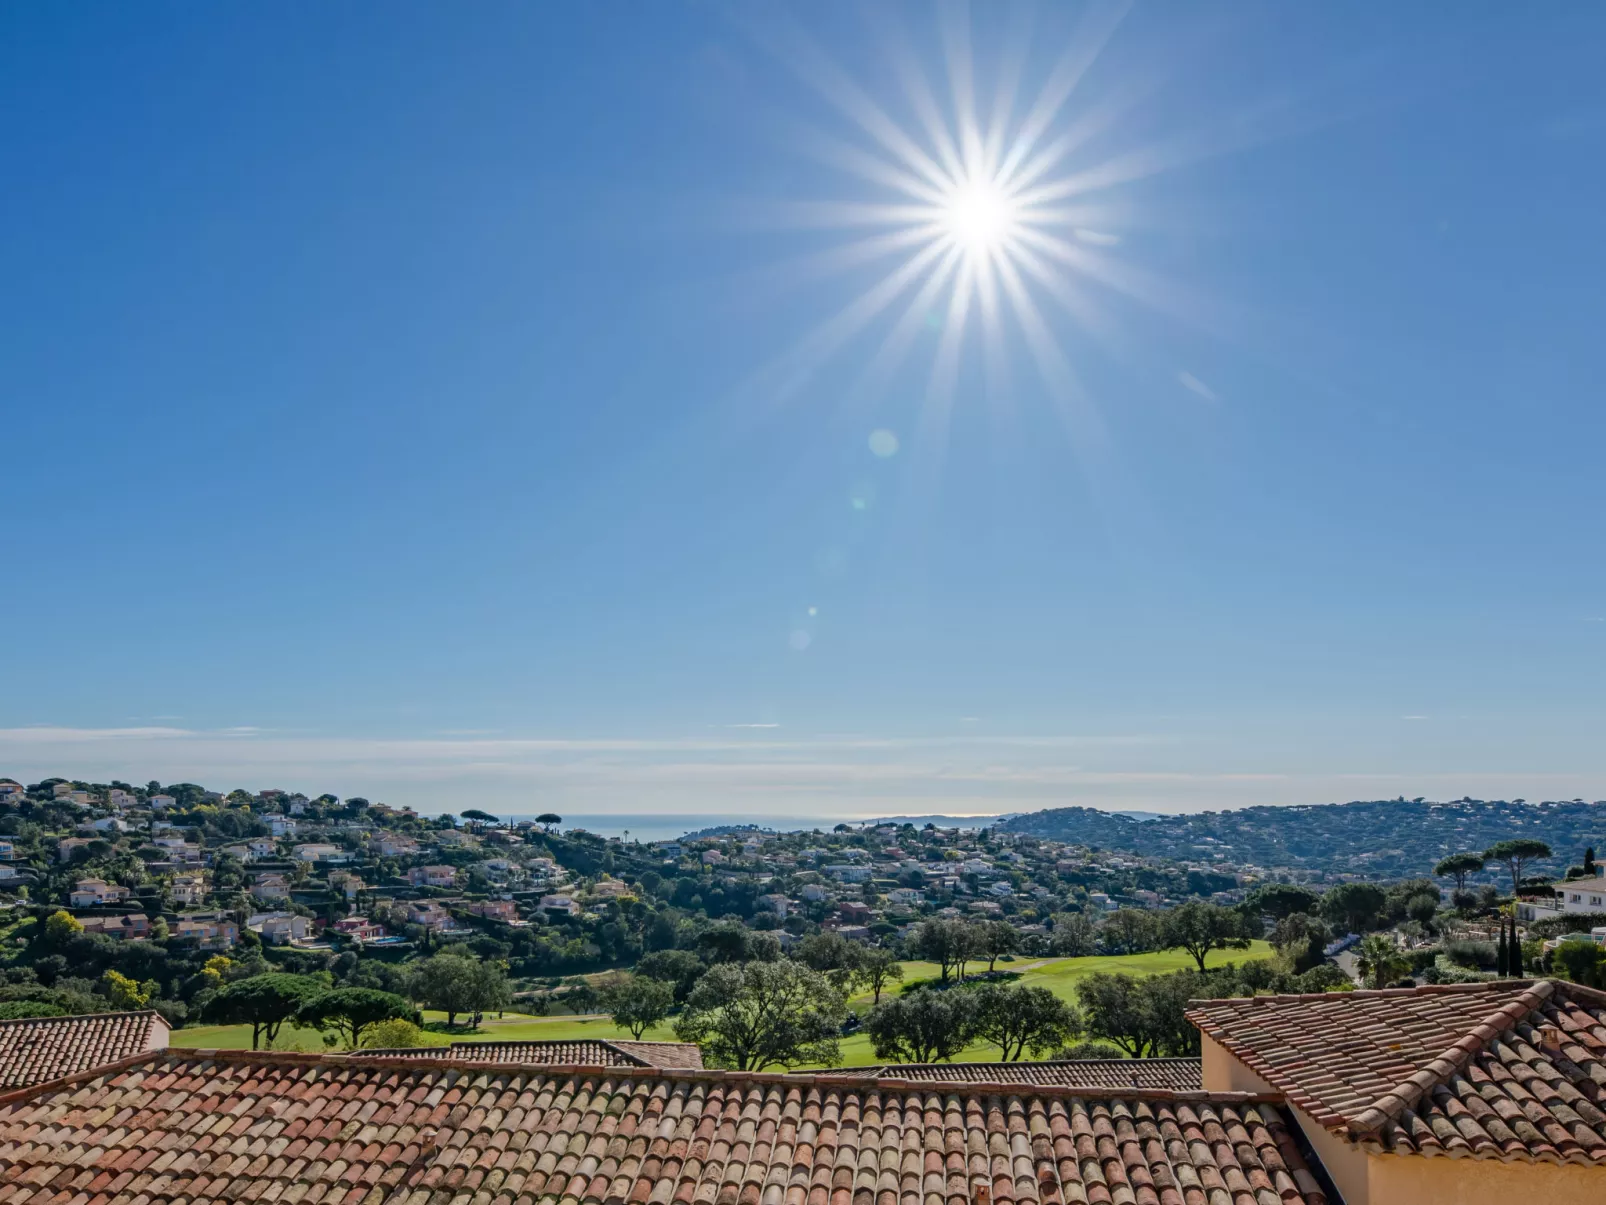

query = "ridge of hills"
[[999, 797, 1606, 879]]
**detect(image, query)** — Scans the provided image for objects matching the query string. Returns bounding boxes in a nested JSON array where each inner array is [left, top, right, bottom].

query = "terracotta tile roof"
[[1188, 977, 1606, 1164], [851, 1060, 1202, 1091], [349, 1038, 705, 1068], [0, 1011, 167, 1090], [607, 1039, 707, 1069], [0, 1050, 1329, 1205]]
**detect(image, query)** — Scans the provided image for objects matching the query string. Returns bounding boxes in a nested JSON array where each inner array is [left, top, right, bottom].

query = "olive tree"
[[673, 960, 845, 1070]]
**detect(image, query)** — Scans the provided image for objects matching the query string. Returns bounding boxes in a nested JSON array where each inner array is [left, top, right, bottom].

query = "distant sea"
[[500, 812, 1012, 843]]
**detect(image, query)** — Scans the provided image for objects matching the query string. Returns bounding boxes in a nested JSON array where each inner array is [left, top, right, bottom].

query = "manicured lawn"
[[169, 944, 1271, 1060]]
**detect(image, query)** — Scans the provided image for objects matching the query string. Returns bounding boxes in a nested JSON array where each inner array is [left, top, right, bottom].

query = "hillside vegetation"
[[1002, 798, 1606, 879]]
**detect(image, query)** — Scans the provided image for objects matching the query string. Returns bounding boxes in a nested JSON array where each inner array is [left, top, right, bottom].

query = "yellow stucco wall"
[[1198, 1033, 1606, 1204], [1199, 1034, 1370, 1204], [1367, 1151, 1606, 1204]]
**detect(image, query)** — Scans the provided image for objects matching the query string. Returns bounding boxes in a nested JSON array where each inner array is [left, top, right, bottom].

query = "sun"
[[943, 177, 1019, 256], [740, 5, 1168, 437]]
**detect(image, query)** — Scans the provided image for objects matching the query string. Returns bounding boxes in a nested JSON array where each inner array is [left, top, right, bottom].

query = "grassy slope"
[[170, 943, 1271, 1063]]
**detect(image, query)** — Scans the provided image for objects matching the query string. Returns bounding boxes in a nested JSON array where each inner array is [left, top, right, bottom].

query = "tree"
[[1243, 884, 1320, 922], [696, 922, 753, 964], [909, 919, 972, 982], [1483, 839, 1553, 897], [103, 969, 151, 1010], [635, 949, 705, 1004], [1270, 913, 1329, 973], [604, 976, 674, 1039], [970, 984, 1080, 1061], [1162, 902, 1249, 972], [1354, 935, 1409, 989], [360, 1018, 429, 1049], [297, 988, 415, 1050], [865, 990, 977, 1063], [1077, 970, 1205, 1059], [536, 813, 563, 832], [1049, 912, 1096, 958], [1404, 892, 1439, 928], [1319, 882, 1387, 934], [43, 910, 83, 943], [673, 960, 845, 1070], [1076, 973, 1160, 1058], [407, 951, 510, 1029], [1100, 908, 1162, 954], [798, 931, 858, 982], [979, 921, 1020, 972], [1434, 853, 1486, 894], [406, 951, 481, 1028], [954, 924, 987, 981], [206, 973, 323, 1049], [1142, 971, 1210, 1057], [1586, 848, 1598, 877], [460, 809, 498, 832], [854, 947, 903, 1005], [1554, 939, 1606, 989]]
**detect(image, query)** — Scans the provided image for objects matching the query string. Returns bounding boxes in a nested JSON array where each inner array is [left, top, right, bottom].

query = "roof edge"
[[1185, 978, 1564, 1134], [0, 1047, 166, 1109], [0, 1008, 164, 1032], [1344, 979, 1554, 1135], [16, 1046, 1286, 1106]]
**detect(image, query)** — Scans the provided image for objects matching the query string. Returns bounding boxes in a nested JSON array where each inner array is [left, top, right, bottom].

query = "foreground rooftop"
[[1188, 978, 1606, 1165], [0, 1010, 168, 1090], [0, 1048, 1328, 1205]]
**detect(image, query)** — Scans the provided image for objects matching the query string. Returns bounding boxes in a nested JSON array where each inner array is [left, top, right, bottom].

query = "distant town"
[[2, 774, 1605, 1046]]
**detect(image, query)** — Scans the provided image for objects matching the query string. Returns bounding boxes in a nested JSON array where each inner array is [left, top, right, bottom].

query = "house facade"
[[248, 911, 313, 945], [407, 864, 456, 887], [69, 877, 130, 907]]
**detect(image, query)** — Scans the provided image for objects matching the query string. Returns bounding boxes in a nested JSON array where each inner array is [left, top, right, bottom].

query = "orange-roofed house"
[[1188, 978, 1606, 1204]]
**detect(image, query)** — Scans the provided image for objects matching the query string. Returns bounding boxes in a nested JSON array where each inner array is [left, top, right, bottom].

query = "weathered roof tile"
[[0, 1053, 1323, 1205], [0, 1012, 168, 1090], [1188, 977, 1606, 1165]]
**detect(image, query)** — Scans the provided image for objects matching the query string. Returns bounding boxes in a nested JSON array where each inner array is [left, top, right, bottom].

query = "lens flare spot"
[[868, 429, 899, 458], [788, 629, 812, 651]]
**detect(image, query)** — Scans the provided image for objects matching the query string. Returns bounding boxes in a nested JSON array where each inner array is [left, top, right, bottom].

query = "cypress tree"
[[1496, 922, 1509, 977], [1510, 916, 1523, 978]]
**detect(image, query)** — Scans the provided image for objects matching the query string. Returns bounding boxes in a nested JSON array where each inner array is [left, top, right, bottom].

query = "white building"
[[70, 878, 130, 907], [292, 843, 349, 863], [149, 794, 177, 810], [249, 911, 313, 945], [1558, 873, 1606, 913]]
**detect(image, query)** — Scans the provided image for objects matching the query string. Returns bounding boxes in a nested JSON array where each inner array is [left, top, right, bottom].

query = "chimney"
[[975, 1184, 991, 1205], [1539, 1026, 1565, 1056], [419, 1126, 439, 1157]]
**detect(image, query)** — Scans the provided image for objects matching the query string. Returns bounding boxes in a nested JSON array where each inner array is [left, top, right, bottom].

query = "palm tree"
[[1355, 934, 1409, 989]]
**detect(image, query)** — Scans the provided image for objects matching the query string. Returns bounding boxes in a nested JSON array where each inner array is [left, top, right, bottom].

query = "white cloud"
[[1177, 371, 1219, 402]]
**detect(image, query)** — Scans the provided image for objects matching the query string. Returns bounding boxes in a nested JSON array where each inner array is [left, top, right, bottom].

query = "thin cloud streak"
[[0, 725, 1599, 820]]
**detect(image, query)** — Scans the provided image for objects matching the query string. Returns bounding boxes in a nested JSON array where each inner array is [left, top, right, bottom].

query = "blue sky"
[[3, 3, 1603, 819]]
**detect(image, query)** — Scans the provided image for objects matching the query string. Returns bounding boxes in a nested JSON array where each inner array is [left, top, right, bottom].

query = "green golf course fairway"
[[168, 942, 1272, 1066]]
